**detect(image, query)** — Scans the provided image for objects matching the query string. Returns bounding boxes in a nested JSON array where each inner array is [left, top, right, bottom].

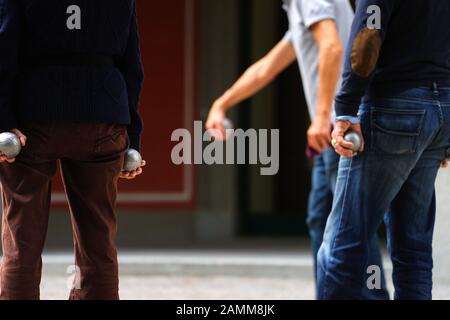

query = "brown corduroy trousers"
[[0, 122, 128, 300]]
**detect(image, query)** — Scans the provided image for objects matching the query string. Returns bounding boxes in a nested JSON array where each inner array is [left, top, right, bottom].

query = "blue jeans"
[[308, 148, 389, 300], [317, 85, 450, 300]]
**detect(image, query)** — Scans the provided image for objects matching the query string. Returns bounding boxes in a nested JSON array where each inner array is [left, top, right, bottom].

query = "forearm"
[[307, 27, 343, 152], [213, 40, 296, 112], [315, 42, 343, 119], [214, 60, 276, 112]]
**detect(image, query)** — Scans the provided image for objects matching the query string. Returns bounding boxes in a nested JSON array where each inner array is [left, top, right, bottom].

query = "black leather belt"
[[28, 54, 115, 67]]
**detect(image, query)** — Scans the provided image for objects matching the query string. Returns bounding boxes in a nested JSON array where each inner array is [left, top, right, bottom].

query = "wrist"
[[213, 98, 228, 113], [315, 105, 331, 118], [314, 112, 331, 122]]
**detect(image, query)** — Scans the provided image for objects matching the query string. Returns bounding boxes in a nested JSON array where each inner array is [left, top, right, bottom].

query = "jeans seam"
[[437, 101, 444, 127], [369, 97, 442, 105], [323, 156, 353, 298], [360, 154, 370, 299], [372, 123, 421, 137]]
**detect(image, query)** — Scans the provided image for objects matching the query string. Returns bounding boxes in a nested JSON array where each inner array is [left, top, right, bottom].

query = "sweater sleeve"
[[0, 0, 21, 132], [334, 0, 399, 118], [117, 0, 144, 152]]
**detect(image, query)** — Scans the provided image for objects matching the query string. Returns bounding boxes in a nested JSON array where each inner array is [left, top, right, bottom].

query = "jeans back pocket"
[[371, 107, 426, 155]]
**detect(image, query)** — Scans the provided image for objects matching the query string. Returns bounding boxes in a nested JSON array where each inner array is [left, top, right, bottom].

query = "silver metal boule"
[[123, 148, 142, 172], [0, 132, 22, 158], [344, 131, 362, 152], [222, 118, 234, 131]]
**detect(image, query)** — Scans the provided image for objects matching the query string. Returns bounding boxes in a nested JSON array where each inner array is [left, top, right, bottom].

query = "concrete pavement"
[[0, 249, 450, 300], [41, 250, 315, 300], [33, 250, 450, 300]]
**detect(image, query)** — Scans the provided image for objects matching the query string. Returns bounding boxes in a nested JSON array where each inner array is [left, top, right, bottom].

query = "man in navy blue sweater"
[[318, 0, 450, 299], [0, 0, 145, 299]]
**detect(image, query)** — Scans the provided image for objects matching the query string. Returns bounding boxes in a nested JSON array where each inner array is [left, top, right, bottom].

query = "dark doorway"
[[237, 0, 311, 237]]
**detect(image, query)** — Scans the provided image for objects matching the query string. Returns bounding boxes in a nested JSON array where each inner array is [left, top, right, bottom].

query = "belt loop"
[[433, 82, 439, 95]]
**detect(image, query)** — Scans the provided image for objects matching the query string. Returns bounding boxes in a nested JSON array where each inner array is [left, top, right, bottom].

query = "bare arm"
[[311, 19, 343, 120], [215, 40, 296, 112], [206, 40, 296, 136], [307, 19, 344, 152]]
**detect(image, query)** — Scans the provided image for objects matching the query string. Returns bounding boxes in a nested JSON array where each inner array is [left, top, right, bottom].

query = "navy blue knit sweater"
[[0, 0, 144, 150], [335, 0, 450, 118]]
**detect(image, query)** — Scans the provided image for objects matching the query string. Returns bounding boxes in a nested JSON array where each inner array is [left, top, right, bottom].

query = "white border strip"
[[52, 1, 195, 205]]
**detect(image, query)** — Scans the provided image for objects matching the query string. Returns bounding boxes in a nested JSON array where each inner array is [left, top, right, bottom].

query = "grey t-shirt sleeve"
[[298, 0, 336, 29], [282, 30, 293, 43]]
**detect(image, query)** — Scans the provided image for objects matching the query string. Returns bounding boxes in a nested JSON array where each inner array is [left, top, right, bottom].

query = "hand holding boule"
[[0, 129, 26, 163], [120, 149, 146, 180], [344, 131, 363, 152], [331, 121, 364, 158], [123, 148, 143, 172]]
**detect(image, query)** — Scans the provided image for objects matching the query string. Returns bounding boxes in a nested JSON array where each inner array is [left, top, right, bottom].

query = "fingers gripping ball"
[[0, 132, 22, 158], [344, 131, 362, 152], [123, 148, 142, 172]]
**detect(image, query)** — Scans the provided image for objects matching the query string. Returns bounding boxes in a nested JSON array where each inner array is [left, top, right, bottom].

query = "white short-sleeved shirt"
[[282, 0, 354, 120]]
